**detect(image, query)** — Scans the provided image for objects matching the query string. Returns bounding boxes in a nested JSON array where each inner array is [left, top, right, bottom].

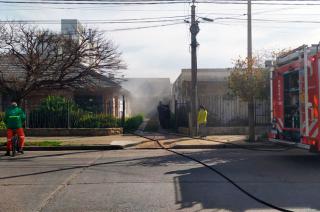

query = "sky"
[[2, 1, 320, 82]]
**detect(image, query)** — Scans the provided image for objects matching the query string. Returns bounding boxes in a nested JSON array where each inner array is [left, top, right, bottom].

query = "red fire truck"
[[269, 44, 320, 152]]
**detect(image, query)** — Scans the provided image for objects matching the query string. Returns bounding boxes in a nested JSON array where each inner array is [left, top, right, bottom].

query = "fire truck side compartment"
[[283, 70, 300, 142], [271, 44, 320, 151]]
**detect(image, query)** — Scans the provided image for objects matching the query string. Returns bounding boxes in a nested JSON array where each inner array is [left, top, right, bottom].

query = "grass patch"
[[0, 140, 62, 147], [26, 141, 62, 147]]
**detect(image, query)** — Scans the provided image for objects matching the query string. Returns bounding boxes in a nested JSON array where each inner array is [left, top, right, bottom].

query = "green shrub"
[[124, 114, 143, 132], [0, 121, 5, 129], [29, 96, 121, 128], [72, 112, 119, 128], [29, 96, 78, 128], [0, 112, 5, 129]]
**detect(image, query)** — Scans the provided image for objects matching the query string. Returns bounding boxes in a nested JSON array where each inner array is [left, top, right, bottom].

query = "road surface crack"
[[35, 152, 103, 212]]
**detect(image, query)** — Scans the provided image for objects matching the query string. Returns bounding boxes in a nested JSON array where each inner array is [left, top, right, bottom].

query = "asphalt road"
[[0, 148, 320, 212]]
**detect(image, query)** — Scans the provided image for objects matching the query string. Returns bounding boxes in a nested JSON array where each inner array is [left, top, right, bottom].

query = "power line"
[[5, 12, 320, 26], [0, 19, 185, 24], [198, 0, 320, 5], [24, 0, 185, 1], [213, 20, 320, 30], [0, 16, 188, 25], [0, 17, 186, 31], [0, 15, 188, 22], [3, 0, 320, 31], [1, 0, 320, 6], [212, 0, 320, 1], [0, 0, 191, 5], [214, 17, 320, 24], [103, 21, 184, 31]]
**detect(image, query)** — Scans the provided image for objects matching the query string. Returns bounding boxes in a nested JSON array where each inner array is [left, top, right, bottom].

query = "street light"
[[199, 17, 214, 22]]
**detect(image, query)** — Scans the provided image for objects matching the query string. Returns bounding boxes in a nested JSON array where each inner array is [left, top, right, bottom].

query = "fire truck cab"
[[269, 44, 320, 152]]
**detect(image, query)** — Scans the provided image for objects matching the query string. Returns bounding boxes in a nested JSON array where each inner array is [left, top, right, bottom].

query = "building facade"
[[173, 68, 270, 127]]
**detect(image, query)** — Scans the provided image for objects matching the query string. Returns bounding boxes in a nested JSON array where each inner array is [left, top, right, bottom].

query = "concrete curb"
[[121, 140, 150, 148], [0, 141, 286, 150], [0, 140, 150, 151], [0, 145, 124, 151]]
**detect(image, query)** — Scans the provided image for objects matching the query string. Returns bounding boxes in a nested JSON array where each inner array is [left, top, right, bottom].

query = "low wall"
[[178, 126, 269, 135], [0, 128, 123, 137]]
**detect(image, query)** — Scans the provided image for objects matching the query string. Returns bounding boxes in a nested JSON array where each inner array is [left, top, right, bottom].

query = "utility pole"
[[247, 0, 252, 60], [190, 0, 199, 137], [247, 0, 255, 142]]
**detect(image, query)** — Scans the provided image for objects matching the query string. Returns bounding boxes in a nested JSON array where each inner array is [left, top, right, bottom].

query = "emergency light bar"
[[276, 44, 319, 66]]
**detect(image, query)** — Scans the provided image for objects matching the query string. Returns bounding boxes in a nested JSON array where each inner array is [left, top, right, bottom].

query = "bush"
[[29, 96, 121, 128], [29, 96, 77, 128], [0, 112, 5, 129], [0, 122, 5, 129], [71, 112, 119, 128], [124, 114, 143, 132]]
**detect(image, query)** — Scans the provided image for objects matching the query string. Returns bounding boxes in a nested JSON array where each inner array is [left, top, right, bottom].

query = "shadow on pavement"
[[1, 148, 320, 211], [132, 149, 320, 211]]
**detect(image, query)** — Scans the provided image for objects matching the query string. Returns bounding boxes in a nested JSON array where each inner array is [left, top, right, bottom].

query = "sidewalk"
[[0, 133, 279, 150], [133, 133, 278, 149], [0, 135, 150, 150]]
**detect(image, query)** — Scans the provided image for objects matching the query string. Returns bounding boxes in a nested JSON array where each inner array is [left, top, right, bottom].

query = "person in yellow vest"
[[197, 105, 208, 138]]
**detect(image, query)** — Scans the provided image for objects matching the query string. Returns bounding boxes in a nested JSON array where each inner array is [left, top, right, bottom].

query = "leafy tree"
[[228, 56, 269, 142]]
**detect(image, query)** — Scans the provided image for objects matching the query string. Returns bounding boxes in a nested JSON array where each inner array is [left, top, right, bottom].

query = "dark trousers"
[[198, 123, 207, 137]]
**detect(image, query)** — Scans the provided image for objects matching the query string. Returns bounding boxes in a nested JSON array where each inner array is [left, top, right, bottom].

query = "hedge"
[[28, 96, 143, 129], [0, 96, 144, 130], [124, 114, 143, 132], [0, 112, 5, 129]]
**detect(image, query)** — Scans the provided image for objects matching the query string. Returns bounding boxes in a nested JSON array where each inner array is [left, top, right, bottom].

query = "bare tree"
[[0, 23, 126, 102]]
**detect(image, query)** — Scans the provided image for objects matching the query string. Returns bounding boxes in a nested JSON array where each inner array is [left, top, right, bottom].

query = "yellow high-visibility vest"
[[197, 109, 208, 124]]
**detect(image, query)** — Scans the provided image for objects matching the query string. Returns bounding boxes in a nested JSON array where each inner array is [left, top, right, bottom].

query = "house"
[[173, 68, 270, 127], [121, 78, 171, 117], [0, 70, 130, 118], [173, 68, 232, 103], [0, 19, 130, 119]]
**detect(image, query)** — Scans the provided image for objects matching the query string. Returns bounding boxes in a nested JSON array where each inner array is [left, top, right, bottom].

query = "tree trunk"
[[248, 98, 255, 142]]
